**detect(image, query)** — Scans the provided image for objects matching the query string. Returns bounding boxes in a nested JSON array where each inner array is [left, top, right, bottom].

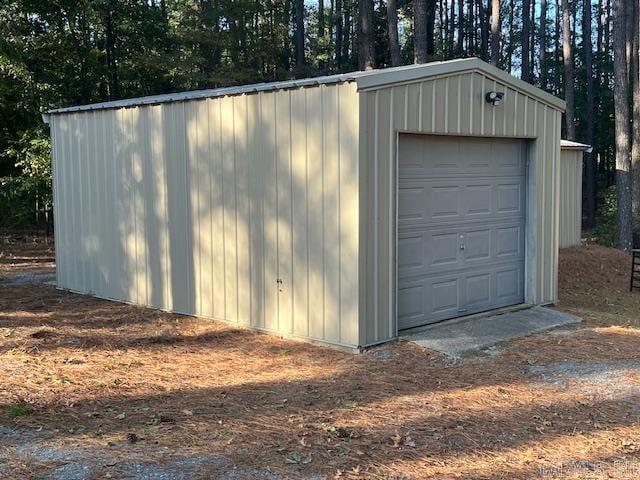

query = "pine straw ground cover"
[[0, 240, 640, 479], [0, 235, 54, 279]]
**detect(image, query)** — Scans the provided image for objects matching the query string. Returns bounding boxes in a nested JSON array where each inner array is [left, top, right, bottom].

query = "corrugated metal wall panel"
[[559, 149, 583, 248], [358, 71, 563, 346], [51, 82, 361, 348]]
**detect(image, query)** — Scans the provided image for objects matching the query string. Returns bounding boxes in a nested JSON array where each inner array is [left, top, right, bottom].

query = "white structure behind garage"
[[558, 140, 589, 248], [45, 58, 565, 350]]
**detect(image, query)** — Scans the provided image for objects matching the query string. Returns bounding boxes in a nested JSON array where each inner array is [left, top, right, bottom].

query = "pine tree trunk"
[[522, 0, 531, 82], [613, 0, 633, 250], [626, 0, 634, 67], [584, 0, 597, 227], [469, 0, 475, 55], [160, 0, 167, 23], [358, 0, 375, 69], [440, 0, 446, 58], [506, 0, 514, 71], [555, 0, 562, 94], [449, 0, 455, 55], [387, 0, 400, 67], [479, 0, 489, 60], [415, 0, 428, 62], [540, 0, 547, 89], [631, 1, 640, 230], [427, 0, 436, 55], [294, 0, 305, 76], [530, 0, 536, 77], [329, 0, 334, 43], [595, 0, 604, 173], [105, 6, 119, 99], [344, 0, 352, 66], [597, 0, 603, 54], [562, 0, 576, 139], [490, 0, 500, 65], [605, 0, 611, 56], [319, 0, 326, 72], [456, 0, 464, 54], [335, 0, 343, 68], [387, 0, 401, 65]]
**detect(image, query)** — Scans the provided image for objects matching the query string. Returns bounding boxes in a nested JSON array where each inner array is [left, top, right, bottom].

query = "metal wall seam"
[[50, 117, 61, 288], [539, 104, 547, 302], [389, 87, 396, 339]]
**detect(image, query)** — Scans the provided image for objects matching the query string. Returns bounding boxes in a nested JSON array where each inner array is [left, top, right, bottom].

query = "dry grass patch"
[[0, 234, 54, 279], [1, 238, 640, 479], [558, 244, 640, 327]]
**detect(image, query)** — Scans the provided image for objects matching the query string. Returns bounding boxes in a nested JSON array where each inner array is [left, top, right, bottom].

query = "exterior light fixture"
[[485, 91, 505, 106]]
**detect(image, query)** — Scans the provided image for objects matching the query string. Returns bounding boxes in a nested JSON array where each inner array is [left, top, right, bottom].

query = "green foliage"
[[592, 186, 618, 247], [0, 128, 51, 230], [8, 128, 51, 185], [0, 0, 621, 232], [8, 404, 34, 417]]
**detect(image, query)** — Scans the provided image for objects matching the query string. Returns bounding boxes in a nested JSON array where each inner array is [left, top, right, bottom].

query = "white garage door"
[[397, 135, 526, 330]]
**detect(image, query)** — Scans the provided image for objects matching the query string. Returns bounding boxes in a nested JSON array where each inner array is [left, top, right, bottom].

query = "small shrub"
[[592, 185, 617, 247], [8, 404, 34, 417]]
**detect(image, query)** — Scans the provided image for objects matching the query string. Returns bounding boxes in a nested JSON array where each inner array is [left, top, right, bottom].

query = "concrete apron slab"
[[403, 306, 582, 358]]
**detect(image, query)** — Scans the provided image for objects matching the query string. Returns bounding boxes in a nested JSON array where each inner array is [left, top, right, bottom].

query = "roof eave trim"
[[354, 58, 566, 111], [44, 75, 359, 116], [560, 139, 592, 151], [561, 145, 592, 151]]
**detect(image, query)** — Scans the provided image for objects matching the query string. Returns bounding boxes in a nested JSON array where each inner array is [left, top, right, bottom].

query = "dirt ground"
[[1, 238, 640, 479]]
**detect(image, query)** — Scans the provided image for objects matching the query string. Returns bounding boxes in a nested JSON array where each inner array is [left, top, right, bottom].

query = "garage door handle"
[[459, 234, 465, 251]]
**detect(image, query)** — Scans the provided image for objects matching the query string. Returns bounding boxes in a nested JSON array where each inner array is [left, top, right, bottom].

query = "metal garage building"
[[559, 140, 589, 248], [44, 58, 565, 350]]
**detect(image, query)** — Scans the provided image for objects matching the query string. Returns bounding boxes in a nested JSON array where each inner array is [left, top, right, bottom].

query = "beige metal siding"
[[358, 71, 563, 346], [50, 82, 360, 348], [559, 149, 583, 247]]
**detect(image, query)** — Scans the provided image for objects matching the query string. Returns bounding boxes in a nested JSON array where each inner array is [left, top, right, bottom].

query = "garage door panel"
[[496, 267, 523, 301], [399, 135, 460, 173], [432, 279, 459, 313], [399, 266, 524, 328], [398, 223, 524, 279], [399, 178, 525, 229], [399, 137, 525, 179], [398, 135, 526, 330], [463, 229, 491, 261], [491, 140, 527, 168], [399, 265, 525, 329], [398, 276, 461, 329], [497, 183, 523, 213], [464, 185, 493, 215], [397, 234, 426, 277], [496, 226, 522, 257], [465, 272, 492, 308], [400, 258, 523, 282], [397, 284, 425, 324], [398, 230, 460, 279], [460, 141, 492, 170], [398, 186, 425, 221], [431, 186, 461, 218], [431, 232, 459, 266]]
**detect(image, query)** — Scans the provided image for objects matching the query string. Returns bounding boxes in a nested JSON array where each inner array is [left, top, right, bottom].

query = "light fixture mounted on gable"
[[485, 91, 505, 106]]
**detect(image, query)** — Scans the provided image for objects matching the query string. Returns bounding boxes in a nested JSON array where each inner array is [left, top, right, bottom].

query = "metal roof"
[[560, 139, 591, 151], [44, 72, 359, 116], [43, 58, 565, 119]]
